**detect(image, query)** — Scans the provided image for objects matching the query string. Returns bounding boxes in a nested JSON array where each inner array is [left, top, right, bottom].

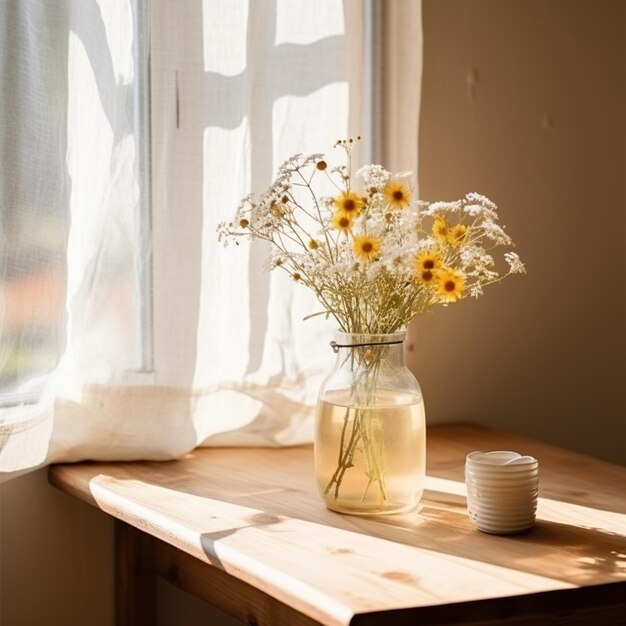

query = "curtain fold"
[[0, 0, 423, 478]]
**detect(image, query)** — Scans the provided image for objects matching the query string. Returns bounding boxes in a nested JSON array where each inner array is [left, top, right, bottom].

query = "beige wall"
[[1, 3, 624, 626], [0, 472, 239, 626], [0, 469, 114, 626], [410, 0, 626, 465]]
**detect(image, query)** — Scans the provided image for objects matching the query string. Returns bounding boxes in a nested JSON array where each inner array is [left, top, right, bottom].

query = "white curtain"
[[0, 0, 422, 478]]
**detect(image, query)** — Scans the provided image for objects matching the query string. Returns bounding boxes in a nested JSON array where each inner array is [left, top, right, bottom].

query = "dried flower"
[[331, 213, 352, 232], [217, 140, 524, 333], [447, 224, 469, 247], [333, 191, 365, 219], [432, 215, 450, 243], [437, 267, 466, 302], [414, 248, 442, 284], [384, 180, 412, 209], [353, 234, 381, 262], [504, 251, 526, 274]]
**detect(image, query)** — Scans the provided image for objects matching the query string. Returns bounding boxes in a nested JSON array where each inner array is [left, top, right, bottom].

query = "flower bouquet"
[[219, 138, 524, 514]]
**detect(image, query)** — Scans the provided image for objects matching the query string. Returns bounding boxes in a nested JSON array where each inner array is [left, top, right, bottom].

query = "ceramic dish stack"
[[465, 450, 539, 534]]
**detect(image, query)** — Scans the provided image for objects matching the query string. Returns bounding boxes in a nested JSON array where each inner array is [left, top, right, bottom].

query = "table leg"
[[115, 521, 157, 626]]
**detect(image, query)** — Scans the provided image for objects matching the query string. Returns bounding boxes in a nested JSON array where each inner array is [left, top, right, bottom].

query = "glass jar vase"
[[314, 331, 426, 515]]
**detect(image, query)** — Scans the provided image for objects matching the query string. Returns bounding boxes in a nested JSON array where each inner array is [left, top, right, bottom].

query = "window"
[[0, 0, 154, 405], [0, 3, 70, 402], [0, 0, 407, 476]]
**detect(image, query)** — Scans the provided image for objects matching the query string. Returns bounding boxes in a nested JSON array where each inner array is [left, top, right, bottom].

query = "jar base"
[[323, 496, 421, 516]]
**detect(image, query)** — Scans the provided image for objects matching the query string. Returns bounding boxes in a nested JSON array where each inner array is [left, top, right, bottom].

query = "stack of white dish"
[[465, 450, 539, 534]]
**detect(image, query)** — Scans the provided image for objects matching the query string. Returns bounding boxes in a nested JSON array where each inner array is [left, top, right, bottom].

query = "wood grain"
[[48, 424, 626, 626]]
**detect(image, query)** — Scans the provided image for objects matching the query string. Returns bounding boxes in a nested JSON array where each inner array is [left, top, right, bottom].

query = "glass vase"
[[314, 331, 426, 515]]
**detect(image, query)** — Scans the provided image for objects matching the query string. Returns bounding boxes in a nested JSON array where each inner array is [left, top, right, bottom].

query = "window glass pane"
[[0, 3, 69, 396], [0, 0, 152, 397]]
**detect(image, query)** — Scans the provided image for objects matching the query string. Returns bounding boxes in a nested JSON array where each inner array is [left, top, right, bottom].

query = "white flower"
[[363, 191, 386, 212], [423, 200, 463, 216], [481, 219, 512, 245], [357, 164, 391, 190], [504, 251, 526, 274], [463, 203, 497, 220], [459, 245, 493, 269], [462, 193, 499, 219], [465, 192, 497, 210], [380, 242, 416, 276], [469, 283, 484, 298], [330, 165, 349, 181], [416, 236, 436, 250]]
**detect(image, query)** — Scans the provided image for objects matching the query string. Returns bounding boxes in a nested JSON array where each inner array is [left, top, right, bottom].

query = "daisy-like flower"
[[331, 213, 352, 232], [432, 215, 450, 243], [414, 248, 442, 283], [447, 224, 469, 248], [333, 191, 365, 218], [415, 267, 436, 285], [384, 180, 412, 209], [415, 247, 443, 271], [437, 267, 466, 302], [353, 234, 381, 262]]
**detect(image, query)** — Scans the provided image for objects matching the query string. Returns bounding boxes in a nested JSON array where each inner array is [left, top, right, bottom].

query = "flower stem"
[[323, 355, 388, 504]]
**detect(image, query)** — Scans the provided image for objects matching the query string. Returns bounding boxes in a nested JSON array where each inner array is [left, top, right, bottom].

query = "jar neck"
[[331, 331, 407, 368]]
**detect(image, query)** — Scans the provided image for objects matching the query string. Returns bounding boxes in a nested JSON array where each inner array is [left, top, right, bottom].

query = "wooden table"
[[48, 424, 626, 626]]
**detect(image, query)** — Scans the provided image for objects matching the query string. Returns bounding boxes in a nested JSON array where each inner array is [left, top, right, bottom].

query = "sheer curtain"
[[0, 0, 422, 478]]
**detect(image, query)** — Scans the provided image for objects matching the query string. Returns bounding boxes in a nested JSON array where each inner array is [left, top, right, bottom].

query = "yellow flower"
[[331, 213, 352, 232], [432, 215, 450, 243], [353, 234, 381, 262], [333, 191, 365, 218], [447, 224, 469, 247], [415, 248, 443, 272], [308, 239, 320, 250], [384, 180, 412, 209], [414, 248, 442, 284], [436, 267, 466, 302]]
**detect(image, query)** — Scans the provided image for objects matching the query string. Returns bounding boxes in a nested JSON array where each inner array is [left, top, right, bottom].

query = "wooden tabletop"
[[48, 424, 626, 625]]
